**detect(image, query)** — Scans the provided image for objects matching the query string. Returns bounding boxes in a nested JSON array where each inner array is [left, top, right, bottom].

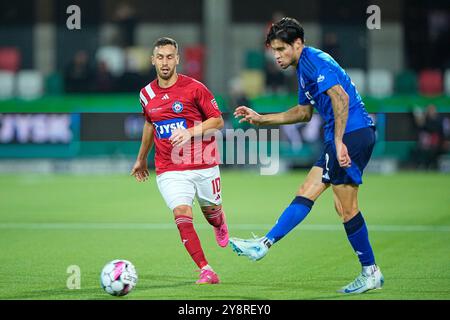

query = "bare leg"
[[296, 166, 330, 200], [173, 204, 193, 218], [331, 184, 359, 222]]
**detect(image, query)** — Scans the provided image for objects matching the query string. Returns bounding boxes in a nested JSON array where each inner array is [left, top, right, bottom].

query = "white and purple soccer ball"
[[100, 259, 138, 296]]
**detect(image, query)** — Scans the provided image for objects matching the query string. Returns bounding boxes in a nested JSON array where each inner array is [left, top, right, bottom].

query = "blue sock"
[[265, 196, 314, 244], [344, 212, 376, 266]]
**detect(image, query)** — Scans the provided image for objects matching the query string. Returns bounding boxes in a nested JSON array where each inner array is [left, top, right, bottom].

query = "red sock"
[[202, 207, 224, 228], [175, 215, 208, 269]]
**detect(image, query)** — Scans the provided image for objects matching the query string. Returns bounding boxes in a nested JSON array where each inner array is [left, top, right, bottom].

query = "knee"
[[297, 182, 310, 195], [340, 207, 359, 222], [297, 181, 328, 200], [334, 202, 344, 218], [173, 205, 192, 217], [334, 199, 359, 222], [297, 181, 318, 197], [333, 200, 357, 220]]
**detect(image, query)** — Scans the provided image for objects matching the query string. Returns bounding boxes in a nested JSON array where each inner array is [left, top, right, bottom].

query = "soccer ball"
[[100, 259, 138, 296]]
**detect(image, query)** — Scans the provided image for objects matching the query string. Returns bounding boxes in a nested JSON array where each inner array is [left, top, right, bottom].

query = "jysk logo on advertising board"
[[0, 114, 74, 144], [153, 118, 187, 139], [172, 101, 183, 113]]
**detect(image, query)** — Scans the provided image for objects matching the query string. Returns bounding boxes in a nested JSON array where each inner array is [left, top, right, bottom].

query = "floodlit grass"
[[0, 171, 449, 300]]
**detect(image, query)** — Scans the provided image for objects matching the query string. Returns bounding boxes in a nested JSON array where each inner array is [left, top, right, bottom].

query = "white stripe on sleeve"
[[140, 91, 148, 105], [144, 84, 156, 99]]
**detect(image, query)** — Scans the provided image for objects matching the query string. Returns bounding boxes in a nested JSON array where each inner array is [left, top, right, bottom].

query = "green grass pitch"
[[0, 170, 449, 300]]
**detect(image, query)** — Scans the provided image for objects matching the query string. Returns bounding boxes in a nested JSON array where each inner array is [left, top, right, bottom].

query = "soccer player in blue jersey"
[[230, 17, 384, 294]]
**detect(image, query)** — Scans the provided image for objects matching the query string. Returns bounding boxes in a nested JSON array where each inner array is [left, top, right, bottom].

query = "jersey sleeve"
[[315, 61, 341, 94], [194, 83, 222, 119], [298, 86, 309, 105], [139, 90, 151, 122]]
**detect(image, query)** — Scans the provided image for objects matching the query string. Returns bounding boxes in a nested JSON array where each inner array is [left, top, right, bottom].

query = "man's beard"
[[158, 68, 175, 80]]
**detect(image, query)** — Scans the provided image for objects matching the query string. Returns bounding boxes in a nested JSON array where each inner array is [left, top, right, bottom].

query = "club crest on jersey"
[[153, 118, 187, 139], [172, 101, 183, 113]]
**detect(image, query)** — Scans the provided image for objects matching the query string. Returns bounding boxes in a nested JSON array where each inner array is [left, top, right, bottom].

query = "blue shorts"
[[314, 127, 376, 185]]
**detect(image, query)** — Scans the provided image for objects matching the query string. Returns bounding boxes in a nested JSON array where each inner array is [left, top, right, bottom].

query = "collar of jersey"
[[156, 73, 181, 90], [297, 46, 308, 73]]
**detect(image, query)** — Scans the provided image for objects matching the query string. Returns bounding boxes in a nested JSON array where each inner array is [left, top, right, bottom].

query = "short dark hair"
[[153, 37, 178, 50], [265, 17, 304, 46]]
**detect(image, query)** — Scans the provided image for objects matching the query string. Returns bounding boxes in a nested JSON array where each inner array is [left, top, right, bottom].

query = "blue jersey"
[[296, 46, 374, 142]]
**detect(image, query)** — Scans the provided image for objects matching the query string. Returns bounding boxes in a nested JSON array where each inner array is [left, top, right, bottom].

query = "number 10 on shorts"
[[212, 177, 221, 194]]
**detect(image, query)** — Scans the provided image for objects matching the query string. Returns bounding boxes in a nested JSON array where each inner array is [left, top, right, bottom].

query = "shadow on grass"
[[306, 288, 386, 300], [2, 284, 193, 300], [2, 274, 387, 300], [1, 287, 103, 300]]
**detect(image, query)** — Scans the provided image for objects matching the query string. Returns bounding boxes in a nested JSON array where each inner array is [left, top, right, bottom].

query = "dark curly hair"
[[265, 17, 304, 46]]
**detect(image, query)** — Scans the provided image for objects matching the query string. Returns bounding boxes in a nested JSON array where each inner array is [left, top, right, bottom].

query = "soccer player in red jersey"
[[130, 38, 228, 284]]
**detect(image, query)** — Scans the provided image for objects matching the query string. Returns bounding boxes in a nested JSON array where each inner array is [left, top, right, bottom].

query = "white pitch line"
[[0, 223, 449, 232]]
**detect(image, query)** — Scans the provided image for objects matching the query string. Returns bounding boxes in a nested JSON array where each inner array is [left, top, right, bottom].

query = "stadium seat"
[[418, 69, 443, 96], [443, 69, 450, 96], [367, 69, 394, 97], [0, 47, 21, 72], [16, 70, 44, 100], [0, 71, 15, 99], [346, 68, 366, 96], [394, 70, 417, 94], [240, 69, 265, 98], [96, 46, 126, 76]]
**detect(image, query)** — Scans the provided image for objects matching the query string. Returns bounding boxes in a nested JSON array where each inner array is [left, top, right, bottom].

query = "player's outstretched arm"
[[234, 105, 313, 126], [131, 121, 154, 182]]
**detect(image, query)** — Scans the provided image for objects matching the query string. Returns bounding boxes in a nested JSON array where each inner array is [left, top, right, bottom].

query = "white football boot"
[[338, 265, 384, 294], [229, 236, 272, 261]]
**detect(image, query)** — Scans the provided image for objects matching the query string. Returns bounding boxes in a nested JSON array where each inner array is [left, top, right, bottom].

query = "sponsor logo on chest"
[[153, 118, 187, 139]]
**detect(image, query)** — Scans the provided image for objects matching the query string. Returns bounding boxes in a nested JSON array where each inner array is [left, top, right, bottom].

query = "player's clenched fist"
[[130, 159, 149, 182], [335, 141, 352, 168], [234, 106, 263, 125]]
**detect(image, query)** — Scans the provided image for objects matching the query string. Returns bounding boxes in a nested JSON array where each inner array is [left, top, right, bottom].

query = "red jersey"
[[139, 74, 222, 175]]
